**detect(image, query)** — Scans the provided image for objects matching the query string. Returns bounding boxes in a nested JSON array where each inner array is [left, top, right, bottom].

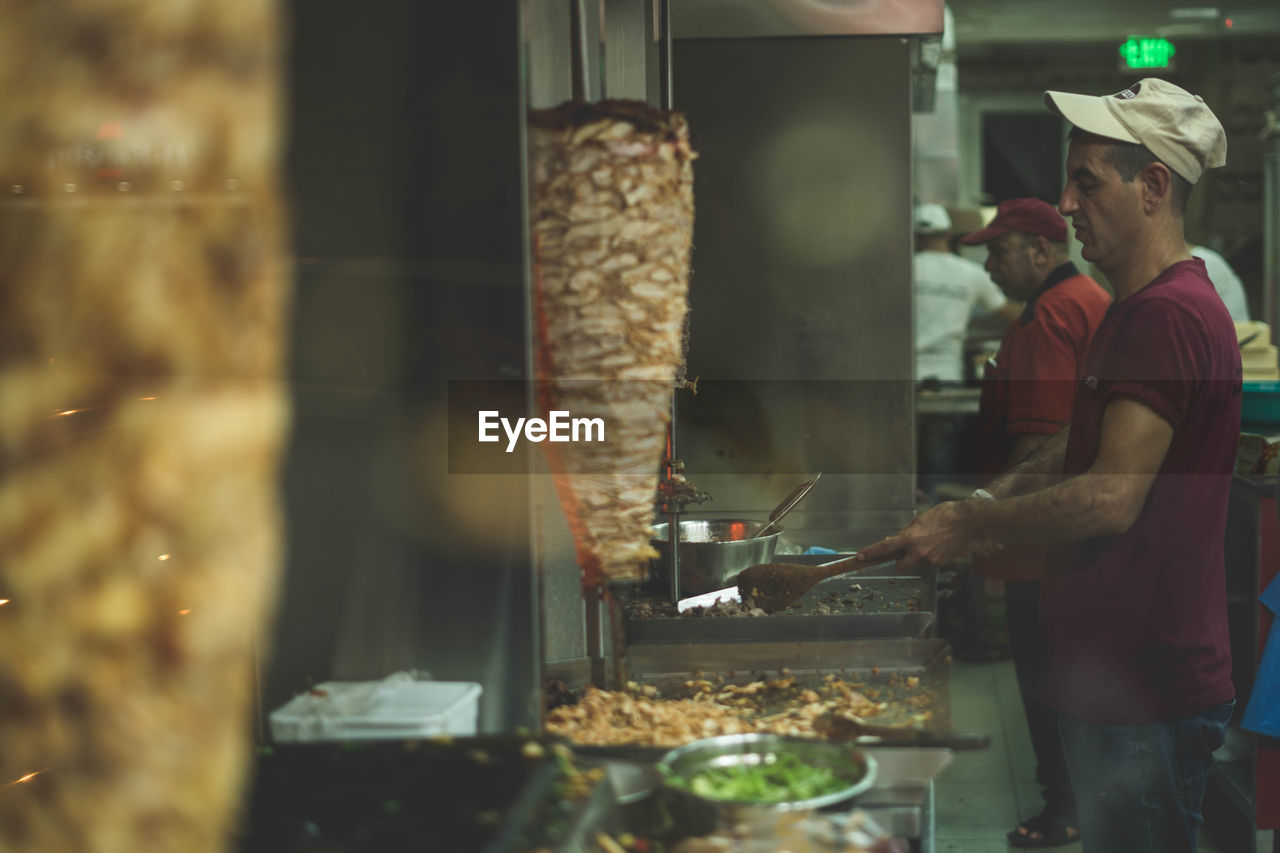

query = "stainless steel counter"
[[915, 387, 981, 416]]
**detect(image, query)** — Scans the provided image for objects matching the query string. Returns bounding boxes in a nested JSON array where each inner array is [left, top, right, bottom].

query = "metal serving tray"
[[625, 574, 932, 644], [614, 638, 955, 736], [547, 640, 987, 750]]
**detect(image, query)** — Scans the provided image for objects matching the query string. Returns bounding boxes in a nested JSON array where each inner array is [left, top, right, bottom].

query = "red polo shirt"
[[973, 264, 1111, 580], [1038, 258, 1241, 724]]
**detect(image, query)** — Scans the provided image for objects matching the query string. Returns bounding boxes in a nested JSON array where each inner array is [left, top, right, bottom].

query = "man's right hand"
[[856, 501, 982, 573]]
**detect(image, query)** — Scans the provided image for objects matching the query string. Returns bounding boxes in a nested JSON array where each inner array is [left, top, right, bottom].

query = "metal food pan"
[[625, 575, 931, 645], [627, 609, 933, 644], [627, 638, 953, 731], [555, 640, 988, 758], [774, 555, 934, 617], [789, 573, 928, 615]]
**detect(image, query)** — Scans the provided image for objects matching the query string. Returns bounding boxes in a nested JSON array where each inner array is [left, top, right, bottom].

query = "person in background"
[[860, 78, 1239, 853], [1190, 243, 1250, 322], [913, 202, 1022, 383], [914, 203, 1022, 499], [959, 197, 1112, 848]]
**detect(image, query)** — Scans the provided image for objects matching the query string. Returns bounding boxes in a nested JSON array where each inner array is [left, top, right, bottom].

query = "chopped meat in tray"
[[546, 669, 942, 748]]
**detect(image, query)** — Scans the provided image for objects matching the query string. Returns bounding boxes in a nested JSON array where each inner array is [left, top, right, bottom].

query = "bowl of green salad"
[[658, 733, 877, 831]]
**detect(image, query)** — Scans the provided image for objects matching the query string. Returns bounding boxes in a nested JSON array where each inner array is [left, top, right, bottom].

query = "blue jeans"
[[1058, 700, 1234, 853]]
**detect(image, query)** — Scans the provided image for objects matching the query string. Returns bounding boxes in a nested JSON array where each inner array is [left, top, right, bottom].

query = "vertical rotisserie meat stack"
[[0, 2, 288, 851], [527, 101, 696, 587]]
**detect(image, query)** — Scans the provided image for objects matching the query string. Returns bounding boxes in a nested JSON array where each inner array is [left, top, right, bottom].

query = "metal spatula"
[[752, 472, 821, 539]]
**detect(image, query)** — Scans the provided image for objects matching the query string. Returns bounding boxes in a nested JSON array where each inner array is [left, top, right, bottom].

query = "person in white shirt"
[[914, 203, 1021, 499], [1190, 244, 1250, 322], [914, 203, 1022, 382]]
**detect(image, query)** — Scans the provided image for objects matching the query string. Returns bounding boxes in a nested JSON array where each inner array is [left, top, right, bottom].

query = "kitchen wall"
[[670, 36, 918, 551]]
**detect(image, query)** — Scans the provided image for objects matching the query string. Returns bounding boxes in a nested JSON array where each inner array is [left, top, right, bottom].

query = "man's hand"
[[855, 501, 978, 573]]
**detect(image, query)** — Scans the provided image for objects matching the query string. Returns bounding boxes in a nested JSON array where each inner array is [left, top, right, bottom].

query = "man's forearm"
[[984, 427, 1068, 499], [855, 403, 1167, 572], [968, 469, 1138, 546]]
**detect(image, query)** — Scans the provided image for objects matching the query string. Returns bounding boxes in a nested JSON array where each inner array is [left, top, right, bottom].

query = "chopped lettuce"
[[665, 753, 855, 803]]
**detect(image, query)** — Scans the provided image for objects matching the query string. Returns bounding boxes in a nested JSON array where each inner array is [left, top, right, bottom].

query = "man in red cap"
[[858, 79, 1240, 853], [960, 198, 1111, 847]]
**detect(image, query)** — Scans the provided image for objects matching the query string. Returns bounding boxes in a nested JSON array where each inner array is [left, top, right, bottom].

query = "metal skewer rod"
[[605, 585, 629, 689], [665, 396, 681, 604], [584, 583, 605, 687], [657, 0, 672, 109], [569, 0, 587, 101]]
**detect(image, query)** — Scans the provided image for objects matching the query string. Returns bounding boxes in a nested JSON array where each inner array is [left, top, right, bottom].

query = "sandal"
[[1007, 812, 1080, 848]]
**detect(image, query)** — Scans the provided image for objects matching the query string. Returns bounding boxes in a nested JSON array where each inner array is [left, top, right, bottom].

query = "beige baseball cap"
[[1043, 78, 1226, 184]]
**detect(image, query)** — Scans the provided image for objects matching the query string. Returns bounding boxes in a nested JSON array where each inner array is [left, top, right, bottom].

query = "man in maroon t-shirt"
[[961, 198, 1111, 848], [858, 79, 1239, 853]]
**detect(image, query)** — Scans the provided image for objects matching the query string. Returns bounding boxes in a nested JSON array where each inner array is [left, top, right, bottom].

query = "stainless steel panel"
[[603, 0, 652, 101], [527, 0, 575, 107], [672, 37, 917, 535]]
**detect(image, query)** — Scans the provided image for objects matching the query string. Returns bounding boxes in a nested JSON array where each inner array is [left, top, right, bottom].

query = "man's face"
[[1058, 136, 1144, 271], [983, 232, 1038, 301]]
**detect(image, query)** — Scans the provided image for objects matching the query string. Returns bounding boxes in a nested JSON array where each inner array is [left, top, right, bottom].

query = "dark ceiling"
[[950, 0, 1280, 48]]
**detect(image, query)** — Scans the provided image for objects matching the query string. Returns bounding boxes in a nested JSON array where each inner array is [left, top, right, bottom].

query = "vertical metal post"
[[570, 0, 602, 102], [253, 632, 266, 744], [570, 0, 586, 101], [659, 0, 678, 603], [665, 405, 681, 603], [657, 0, 673, 109], [565, 0, 609, 686], [606, 586, 628, 688], [1264, 74, 1280, 342], [584, 583, 606, 685], [644, 0, 661, 106]]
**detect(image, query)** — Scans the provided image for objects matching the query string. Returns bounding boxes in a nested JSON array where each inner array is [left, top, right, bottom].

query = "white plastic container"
[[269, 674, 482, 743]]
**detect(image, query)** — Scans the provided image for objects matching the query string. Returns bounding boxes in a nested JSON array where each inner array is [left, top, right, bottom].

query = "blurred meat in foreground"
[[0, 1, 289, 850]]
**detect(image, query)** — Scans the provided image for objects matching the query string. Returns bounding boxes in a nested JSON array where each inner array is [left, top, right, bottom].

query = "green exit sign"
[[1119, 37, 1176, 70]]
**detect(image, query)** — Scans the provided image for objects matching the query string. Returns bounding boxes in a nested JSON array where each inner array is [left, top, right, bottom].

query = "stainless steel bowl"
[[650, 520, 780, 598], [602, 759, 671, 835], [657, 733, 877, 836]]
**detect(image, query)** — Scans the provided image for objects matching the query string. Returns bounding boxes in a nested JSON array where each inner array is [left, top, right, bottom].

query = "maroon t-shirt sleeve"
[[1006, 304, 1082, 435], [1099, 298, 1199, 429]]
